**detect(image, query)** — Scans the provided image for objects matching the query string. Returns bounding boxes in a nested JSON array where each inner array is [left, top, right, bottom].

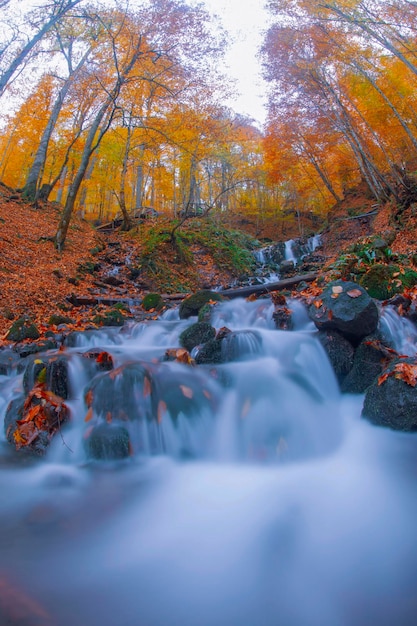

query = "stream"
[[1, 297, 417, 625]]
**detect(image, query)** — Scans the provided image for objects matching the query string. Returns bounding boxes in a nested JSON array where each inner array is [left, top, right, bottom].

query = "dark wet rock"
[[5, 388, 70, 456], [317, 330, 354, 385], [86, 361, 217, 430], [47, 355, 70, 399], [195, 338, 224, 365], [86, 362, 154, 422], [179, 322, 216, 352], [6, 316, 40, 342], [221, 330, 262, 362], [0, 349, 20, 375], [86, 423, 130, 460], [179, 290, 223, 319], [22, 354, 71, 399], [23, 357, 49, 394], [82, 349, 114, 371], [13, 339, 57, 358], [273, 306, 294, 330], [362, 358, 417, 430], [268, 242, 286, 265], [279, 260, 295, 275], [309, 280, 379, 342], [341, 334, 395, 394]]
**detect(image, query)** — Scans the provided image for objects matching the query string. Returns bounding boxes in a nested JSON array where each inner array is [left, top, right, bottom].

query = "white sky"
[[202, 0, 269, 125]]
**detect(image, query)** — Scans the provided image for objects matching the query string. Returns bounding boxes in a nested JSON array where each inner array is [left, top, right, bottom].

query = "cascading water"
[[1, 297, 417, 625], [254, 234, 322, 284]]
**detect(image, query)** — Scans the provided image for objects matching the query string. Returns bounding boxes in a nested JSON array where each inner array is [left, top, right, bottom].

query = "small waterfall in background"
[[254, 234, 322, 284], [0, 282, 417, 626]]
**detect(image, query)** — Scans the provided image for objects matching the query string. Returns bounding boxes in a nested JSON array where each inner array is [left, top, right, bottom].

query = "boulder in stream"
[[179, 322, 216, 352], [317, 330, 354, 385], [362, 358, 417, 430], [309, 280, 379, 342], [179, 290, 223, 319]]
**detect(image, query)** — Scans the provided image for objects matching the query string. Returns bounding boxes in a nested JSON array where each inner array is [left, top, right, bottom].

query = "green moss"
[[48, 313, 74, 326], [142, 293, 164, 311], [6, 316, 40, 341], [93, 308, 126, 327], [359, 264, 417, 300], [179, 290, 223, 319], [179, 322, 216, 352]]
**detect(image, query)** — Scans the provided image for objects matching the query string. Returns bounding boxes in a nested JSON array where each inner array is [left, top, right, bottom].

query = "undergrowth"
[[126, 217, 258, 292]]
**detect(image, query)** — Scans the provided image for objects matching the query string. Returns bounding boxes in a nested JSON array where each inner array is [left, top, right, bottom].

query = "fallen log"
[[66, 294, 142, 307], [66, 273, 318, 308], [218, 272, 318, 299]]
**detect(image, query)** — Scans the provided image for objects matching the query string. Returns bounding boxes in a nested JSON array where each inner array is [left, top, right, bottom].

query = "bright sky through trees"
[[202, 0, 269, 124]]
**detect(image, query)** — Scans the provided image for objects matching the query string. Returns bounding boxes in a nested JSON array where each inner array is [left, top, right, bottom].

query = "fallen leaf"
[[84, 407, 93, 422], [157, 400, 167, 423], [180, 385, 193, 399], [347, 289, 362, 298], [332, 285, 343, 294], [143, 376, 152, 397]]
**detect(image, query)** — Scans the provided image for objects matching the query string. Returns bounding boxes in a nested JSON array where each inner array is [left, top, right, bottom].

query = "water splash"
[[0, 296, 416, 626]]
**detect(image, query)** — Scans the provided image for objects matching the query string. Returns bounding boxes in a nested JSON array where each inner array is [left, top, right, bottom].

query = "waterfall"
[[0, 296, 416, 626], [284, 238, 297, 263]]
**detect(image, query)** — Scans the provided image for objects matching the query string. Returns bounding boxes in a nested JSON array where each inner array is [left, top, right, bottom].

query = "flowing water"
[[1, 299, 417, 625]]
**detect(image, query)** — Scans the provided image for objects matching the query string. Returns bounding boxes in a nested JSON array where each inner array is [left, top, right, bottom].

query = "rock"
[[179, 290, 223, 319], [0, 349, 20, 375], [5, 386, 70, 456], [86, 423, 130, 460], [317, 330, 355, 385], [93, 308, 125, 327], [273, 306, 294, 330], [48, 313, 74, 326], [195, 338, 223, 364], [6, 316, 40, 342], [309, 280, 379, 341], [221, 330, 262, 362], [362, 359, 417, 430], [179, 322, 216, 352], [13, 339, 57, 358], [46, 355, 70, 399], [341, 334, 394, 393], [359, 264, 417, 300], [142, 293, 164, 311], [279, 260, 295, 275]]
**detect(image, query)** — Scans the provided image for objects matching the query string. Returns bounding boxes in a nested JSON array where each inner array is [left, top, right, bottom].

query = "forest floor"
[[1, 180, 416, 341]]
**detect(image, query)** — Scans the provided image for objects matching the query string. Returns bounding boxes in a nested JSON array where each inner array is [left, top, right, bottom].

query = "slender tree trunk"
[[22, 49, 90, 202], [0, 0, 82, 95], [54, 42, 143, 249]]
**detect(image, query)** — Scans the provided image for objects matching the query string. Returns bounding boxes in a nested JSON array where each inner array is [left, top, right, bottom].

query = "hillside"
[[1, 181, 417, 340]]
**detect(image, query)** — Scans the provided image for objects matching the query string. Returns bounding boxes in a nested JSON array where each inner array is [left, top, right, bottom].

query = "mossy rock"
[[179, 322, 216, 352], [6, 316, 40, 342], [179, 290, 223, 319], [359, 264, 417, 300], [93, 308, 125, 327], [48, 313, 74, 326], [142, 293, 164, 311]]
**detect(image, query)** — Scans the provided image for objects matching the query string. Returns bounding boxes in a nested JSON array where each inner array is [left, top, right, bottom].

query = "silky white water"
[[0, 298, 416, 625]]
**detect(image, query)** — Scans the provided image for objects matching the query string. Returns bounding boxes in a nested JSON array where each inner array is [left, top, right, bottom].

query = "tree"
[[0, 0, 82, 96]]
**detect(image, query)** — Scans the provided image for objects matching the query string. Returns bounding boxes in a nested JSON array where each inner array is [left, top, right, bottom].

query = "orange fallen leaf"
[[347, 289, 362, 298], [143, 376, 152, 397], [84, 407, 93, 422], [157, 400, 167, 423], [180, 385, 193, 399]]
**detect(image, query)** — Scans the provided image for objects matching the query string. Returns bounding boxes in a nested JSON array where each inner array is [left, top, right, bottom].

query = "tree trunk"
[[22, 49, 90, 202]]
